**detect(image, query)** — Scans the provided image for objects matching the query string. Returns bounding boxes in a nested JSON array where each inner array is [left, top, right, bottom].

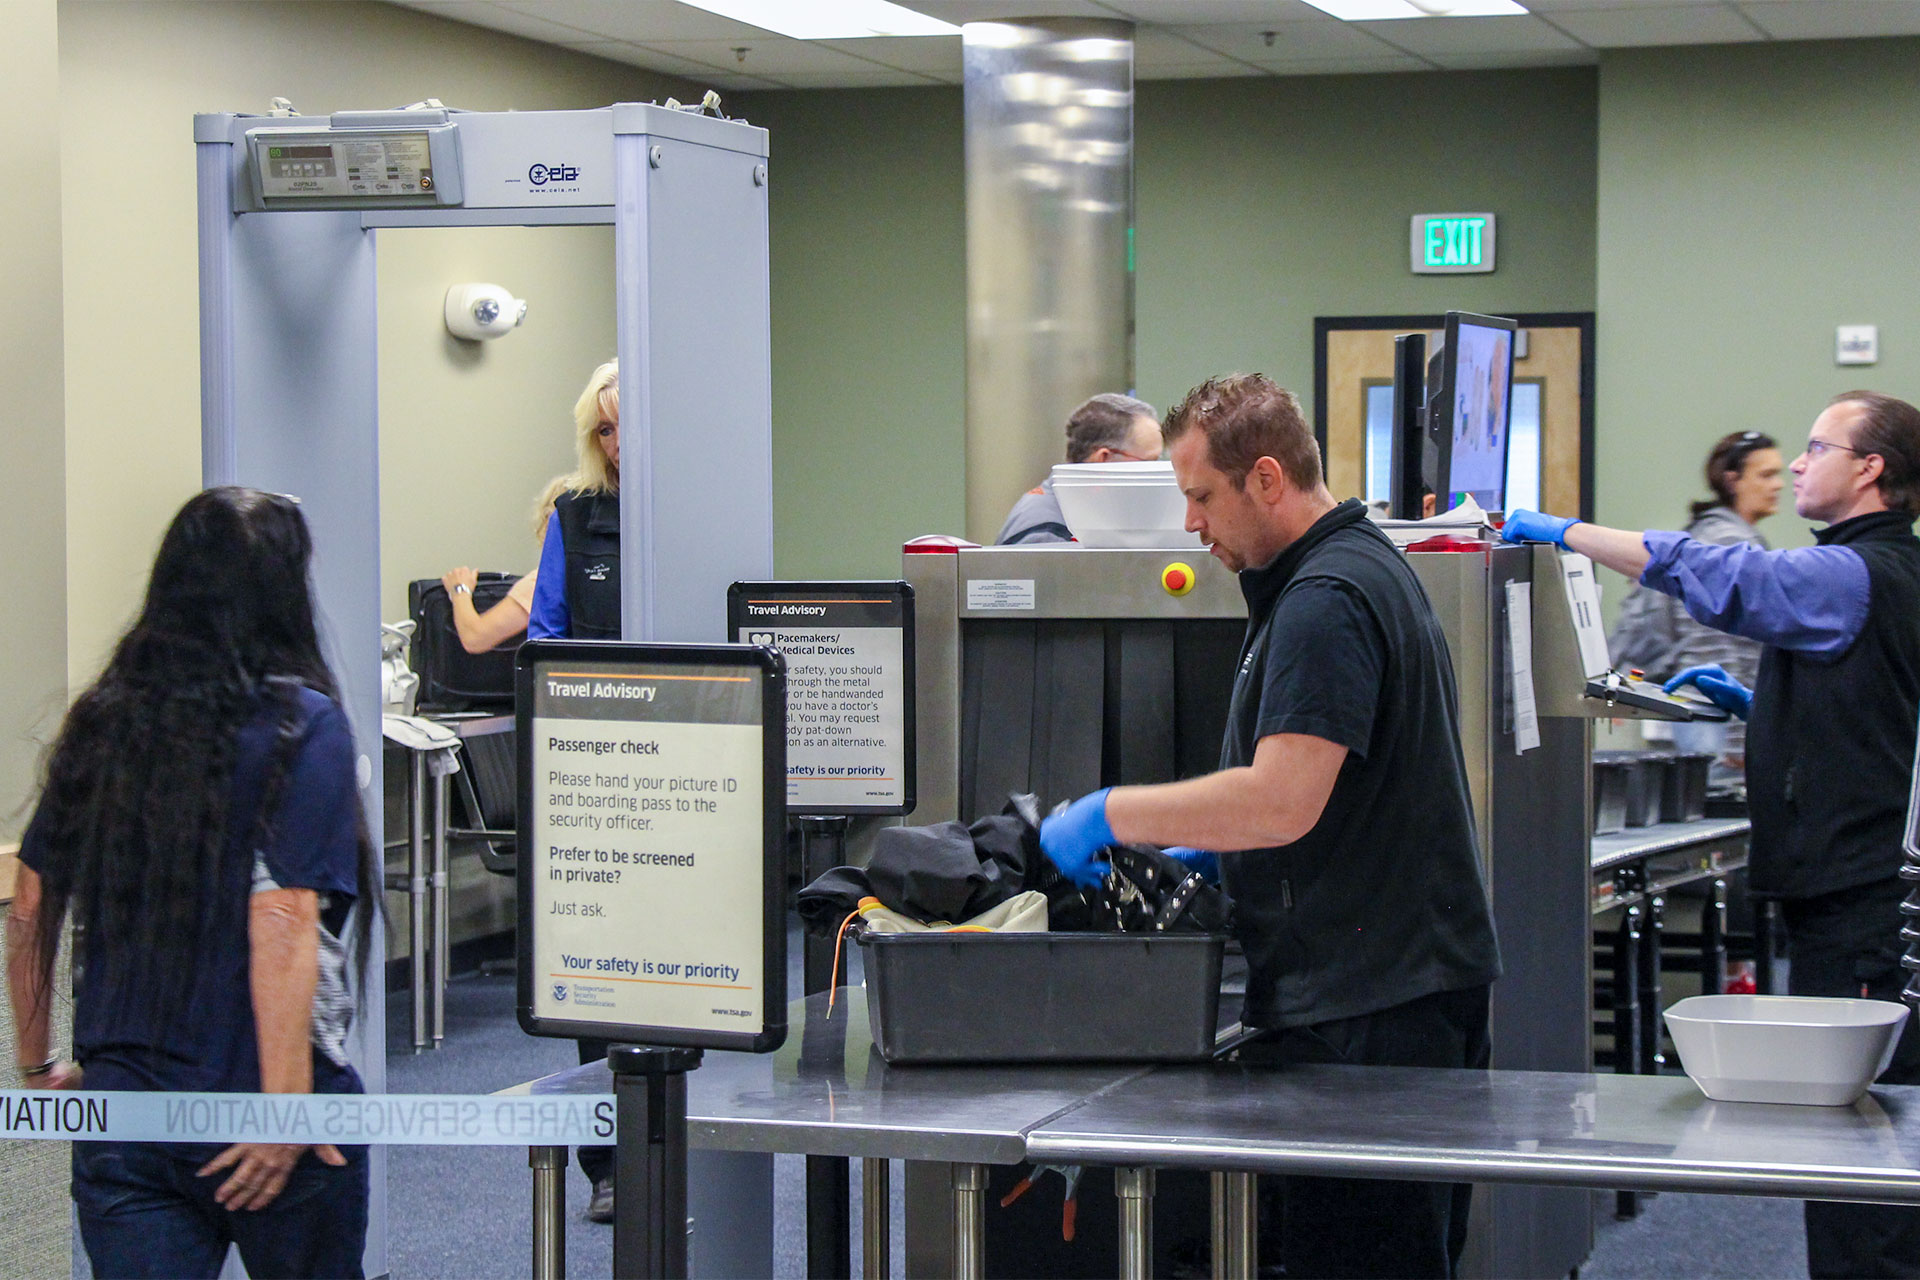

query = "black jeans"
[[72, 1141, 367, 1279], [1784, 879, 1920, 1279], [577, 1037, 614, 1184], [1237, 984, 1491, 1280]]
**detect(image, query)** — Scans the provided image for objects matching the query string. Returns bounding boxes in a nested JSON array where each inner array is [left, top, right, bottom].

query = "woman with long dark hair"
[[6, 487, 378, 1279]]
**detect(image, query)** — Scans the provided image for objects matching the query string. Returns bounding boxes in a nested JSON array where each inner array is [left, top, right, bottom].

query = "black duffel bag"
[[408, 573, 523, 711]]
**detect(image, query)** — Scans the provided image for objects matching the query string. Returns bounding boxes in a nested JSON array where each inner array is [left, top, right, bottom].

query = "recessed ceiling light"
[[1299, 0, 1529, 18], [677, 0, 961, 39]]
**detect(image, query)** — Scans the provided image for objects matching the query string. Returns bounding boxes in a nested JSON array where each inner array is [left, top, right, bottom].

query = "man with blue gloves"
[[1504, 390, 1920, 1280], [1040, 375, 1501, 1280]]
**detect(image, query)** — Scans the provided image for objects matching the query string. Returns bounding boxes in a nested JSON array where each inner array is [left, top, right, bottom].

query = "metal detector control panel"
[[246, 119, 463, 207]]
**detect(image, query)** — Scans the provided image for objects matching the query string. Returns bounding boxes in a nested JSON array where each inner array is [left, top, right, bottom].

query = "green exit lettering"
[[1424, 218, 1484, 268]]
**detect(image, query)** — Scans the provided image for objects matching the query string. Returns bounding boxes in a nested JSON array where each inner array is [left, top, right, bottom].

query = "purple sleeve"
[[1639, 532, 1870, 659], [527, 512, 569, 640]]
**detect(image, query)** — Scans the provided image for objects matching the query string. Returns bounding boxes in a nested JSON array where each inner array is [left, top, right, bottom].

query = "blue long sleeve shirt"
[[526, 511, 569, 639], [1639, 531, 1871, 661]]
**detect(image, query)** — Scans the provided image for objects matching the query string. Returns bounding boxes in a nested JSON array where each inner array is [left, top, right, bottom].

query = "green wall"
[[1596, 38, 1920, 550], [744, 68, 1597, 577]]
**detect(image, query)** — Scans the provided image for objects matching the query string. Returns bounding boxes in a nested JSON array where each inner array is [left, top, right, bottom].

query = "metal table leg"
[[408, 749, 428, 1053], [431, 767, 450, 1049], [531, 1144, 568, 1280], [1614, 905, 1643, 1220], [1115, 1167, 1155, 1280], [1755, 900, 1780, 995], [1211, 1171, 1255, 1280], [863, 1158, 890, 1280], [1638, 894, 1665, 1074], [1701, 877, 1728, 996], [951, 1164, 986, 1280]]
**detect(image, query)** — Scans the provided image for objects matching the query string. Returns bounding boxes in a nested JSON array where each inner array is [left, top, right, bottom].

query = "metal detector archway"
[[195, 102, 774, 1276]]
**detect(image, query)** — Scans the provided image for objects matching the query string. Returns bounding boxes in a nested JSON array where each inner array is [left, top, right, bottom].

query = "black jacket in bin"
[[553, 490, 622, 641], [1220, 499, 1501, 1029]]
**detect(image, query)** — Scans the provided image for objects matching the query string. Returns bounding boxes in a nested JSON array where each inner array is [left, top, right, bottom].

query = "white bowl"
[[1663, 994, 1909, 1106], [1050, 464, 1201, 549]]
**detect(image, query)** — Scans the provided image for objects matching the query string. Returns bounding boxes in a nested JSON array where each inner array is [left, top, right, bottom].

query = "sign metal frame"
[[515, 639, 787, 1053]]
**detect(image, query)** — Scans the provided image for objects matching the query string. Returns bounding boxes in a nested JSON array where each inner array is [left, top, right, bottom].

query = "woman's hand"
[[441, 566, 479, 596], [197, 1141, 346, 1211]]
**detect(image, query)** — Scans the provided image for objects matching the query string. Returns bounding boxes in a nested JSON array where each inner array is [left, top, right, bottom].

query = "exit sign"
[[1411, 213, 1496, 274]]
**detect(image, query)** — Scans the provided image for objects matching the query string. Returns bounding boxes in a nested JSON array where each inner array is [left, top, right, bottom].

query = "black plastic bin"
[[1595, 750, 1663, 828], [1592, 756, 1630, 835], [1659, 752, 1714, 823], [858, 931, 1227, 1064]]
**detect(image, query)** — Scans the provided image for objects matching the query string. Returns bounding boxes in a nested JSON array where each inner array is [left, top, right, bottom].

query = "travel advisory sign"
[[515, 642, 786, 1053], [727, 582, 915, 816]]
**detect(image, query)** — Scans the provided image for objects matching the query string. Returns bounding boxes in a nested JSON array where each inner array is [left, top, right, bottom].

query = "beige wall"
[[59, 0, 695, 681]]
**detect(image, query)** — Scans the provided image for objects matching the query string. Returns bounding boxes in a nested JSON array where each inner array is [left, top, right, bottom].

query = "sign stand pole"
[[612, 1044, 705, 1280], [798, 813, 854, 1279]]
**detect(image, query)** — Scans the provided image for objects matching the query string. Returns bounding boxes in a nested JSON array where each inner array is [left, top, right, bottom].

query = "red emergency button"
[[1162, 561, 1195, 596]]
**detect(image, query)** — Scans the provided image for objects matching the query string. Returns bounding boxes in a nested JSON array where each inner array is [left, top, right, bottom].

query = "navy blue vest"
[[553, 490, 622, 641]]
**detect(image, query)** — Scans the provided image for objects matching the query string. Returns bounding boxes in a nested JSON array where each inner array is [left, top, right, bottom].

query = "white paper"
[[1506, 580, 1541, 754], [1556, 552, 1613, 680]]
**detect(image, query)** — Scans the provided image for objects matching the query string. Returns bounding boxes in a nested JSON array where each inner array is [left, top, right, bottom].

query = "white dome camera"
[[444, 283, 527, 341]]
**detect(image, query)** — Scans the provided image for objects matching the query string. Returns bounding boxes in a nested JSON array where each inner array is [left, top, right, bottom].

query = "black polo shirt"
[[1220, 499, 1502, 1028]]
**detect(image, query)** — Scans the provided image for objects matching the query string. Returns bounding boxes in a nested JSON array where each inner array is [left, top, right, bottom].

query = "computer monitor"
[[1387, 332, 1427, 520], [1425, 310, 1517, 513]]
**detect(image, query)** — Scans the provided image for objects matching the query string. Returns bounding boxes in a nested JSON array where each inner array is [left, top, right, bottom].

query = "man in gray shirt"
[[995, 393, 1162, 545]]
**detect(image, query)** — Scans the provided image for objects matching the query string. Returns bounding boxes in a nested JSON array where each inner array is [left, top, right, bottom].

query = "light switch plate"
[[1837, 324, 1878, 365]]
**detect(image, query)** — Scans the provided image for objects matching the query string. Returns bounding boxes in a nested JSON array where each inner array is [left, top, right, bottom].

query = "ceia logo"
[[585, 563, 610, 582], [529, 162, 580, 186], [552, 983, 569, 1003]]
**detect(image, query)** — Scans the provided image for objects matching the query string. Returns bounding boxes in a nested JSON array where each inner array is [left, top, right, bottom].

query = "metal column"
[[531, 1145, 568, 1280], [951, 1164, 987, 1280], [1115, 1167, 1155, 1280], [863, 1158, 891, 1280]]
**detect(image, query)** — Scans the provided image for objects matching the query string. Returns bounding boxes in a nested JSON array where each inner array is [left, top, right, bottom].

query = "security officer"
[[994, 393, 1163, 545], [1504, 390, 1920, 1279], [1041, 374, 1502, 1279]]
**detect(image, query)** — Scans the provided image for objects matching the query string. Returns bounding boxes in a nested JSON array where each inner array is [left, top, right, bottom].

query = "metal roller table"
[[498, 988, 1153, 1279], [1026, 1062, 1920, 1280]]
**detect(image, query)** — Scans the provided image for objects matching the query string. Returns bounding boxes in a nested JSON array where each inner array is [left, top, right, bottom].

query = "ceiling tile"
[[770, 69, 950, 85], [1133, 34, 1251, 70], [635, 37, 895, 75], [403, 1, 607, 44], [1425, 47, 1599, 68], [892, 1, 1123, 22], [1098, 0, 1337, 21], [818, 34, 963, 72], [1520, 0, 1730, 10], [556, 39, 787, 87], [1735, 0, 1920, 39], [1255, 53, 1435, 73], [1542, 3, 1763, 46], [1171, 20, 1406, 59], [499, 0, 769, 42], [1136, 61, 1267, 78], [1352, 13, 1587, 54]]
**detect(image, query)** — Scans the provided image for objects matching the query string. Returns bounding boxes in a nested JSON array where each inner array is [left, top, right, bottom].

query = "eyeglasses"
[[1805, 438, 1864, 460]]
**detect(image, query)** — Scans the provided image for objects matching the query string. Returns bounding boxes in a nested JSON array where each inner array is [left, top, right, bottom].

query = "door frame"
[[1312, 311, 1597, 521]]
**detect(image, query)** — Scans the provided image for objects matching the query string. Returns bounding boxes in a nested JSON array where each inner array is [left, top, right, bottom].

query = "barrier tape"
[[0, 1090, 613, 1146]]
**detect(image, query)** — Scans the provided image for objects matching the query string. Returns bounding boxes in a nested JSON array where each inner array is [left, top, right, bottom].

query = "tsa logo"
[[529, 162, 580, 186], [552, 983, 569, 1003], [749, 632, 775, 646]]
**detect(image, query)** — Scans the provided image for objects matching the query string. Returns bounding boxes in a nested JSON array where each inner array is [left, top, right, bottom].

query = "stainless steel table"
[[1027, 1063, 1920, 1279], [387, 711, 513, 1052], [499, 989, 1153, 1279]]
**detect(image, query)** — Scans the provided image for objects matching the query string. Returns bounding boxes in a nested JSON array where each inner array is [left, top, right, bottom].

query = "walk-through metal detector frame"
[[195, 102, 774, 1278]]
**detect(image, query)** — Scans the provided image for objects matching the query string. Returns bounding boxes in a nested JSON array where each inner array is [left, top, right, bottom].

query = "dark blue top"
[[528, 510, 569, 639], [21, 685, 363, 1098], [1640, 530, 1871, 660]]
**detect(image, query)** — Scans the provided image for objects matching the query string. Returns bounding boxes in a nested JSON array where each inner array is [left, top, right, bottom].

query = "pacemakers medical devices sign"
[[728, 582, 915, 816], [515, 642, 786, 1053]]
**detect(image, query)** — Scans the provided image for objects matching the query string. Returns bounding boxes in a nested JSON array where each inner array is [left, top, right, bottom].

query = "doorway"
[[1314, 313, 1595, 520]]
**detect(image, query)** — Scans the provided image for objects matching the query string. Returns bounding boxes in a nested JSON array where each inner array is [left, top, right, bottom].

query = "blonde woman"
[[440, 474, 573, 654], [528, 359, 620, 641]]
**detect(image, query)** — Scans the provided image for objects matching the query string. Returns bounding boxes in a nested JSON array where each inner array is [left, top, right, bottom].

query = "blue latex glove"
[[1162, 847, 1221, 885], [1500, 509, 1579, 548], [1663, 664, 1753, 720], [1039, 789, 1115, 890]]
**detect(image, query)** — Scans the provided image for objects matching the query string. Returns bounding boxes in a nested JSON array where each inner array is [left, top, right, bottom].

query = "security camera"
[[444, 283, 527, 341]]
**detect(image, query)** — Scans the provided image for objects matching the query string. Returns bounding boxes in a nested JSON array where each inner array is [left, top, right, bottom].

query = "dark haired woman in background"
[[6, 487, 378, 1279], [1609, 430, 1784, 778]]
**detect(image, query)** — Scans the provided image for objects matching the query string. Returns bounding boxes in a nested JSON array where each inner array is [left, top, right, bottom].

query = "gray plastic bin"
[[858, 931, 1227, 1064]]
